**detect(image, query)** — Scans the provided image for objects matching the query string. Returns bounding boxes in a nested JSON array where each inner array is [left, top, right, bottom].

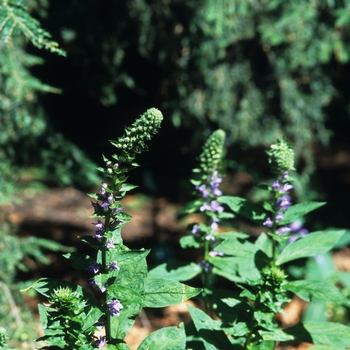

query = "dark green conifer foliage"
[[0, 0, 98, 188], [44, 0, 350, 180]]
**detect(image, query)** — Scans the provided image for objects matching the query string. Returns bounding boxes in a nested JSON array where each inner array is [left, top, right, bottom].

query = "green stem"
[[203, 239, 211, 315]]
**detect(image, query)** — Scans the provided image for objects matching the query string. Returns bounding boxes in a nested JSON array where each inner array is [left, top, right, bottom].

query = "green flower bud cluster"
[[198, 129, 225, 177], [110, 108, 163, 158], [261, 266, 287, 287], [266, 138, 295, 173], [49, 287, 86, 314], [0, 327, 7, 348]]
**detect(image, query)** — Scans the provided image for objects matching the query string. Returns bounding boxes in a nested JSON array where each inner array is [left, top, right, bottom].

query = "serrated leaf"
[[285, 321, 350, 348], [276, 230, 344, 265], [218, 196, 266, 222], [137, 324, 186, 350], [142, 277, 202, 308], [284, 280, 349, 305], [280, 202, 326, 225], [148, 262, 202, 281]]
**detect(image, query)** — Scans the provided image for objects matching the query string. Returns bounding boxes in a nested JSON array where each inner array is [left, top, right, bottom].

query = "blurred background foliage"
[[2, 0, 350, 235], [1, 1, 350, 222], [24, 0, 350, 203]]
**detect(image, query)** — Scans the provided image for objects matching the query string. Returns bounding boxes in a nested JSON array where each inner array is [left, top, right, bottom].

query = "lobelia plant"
[[150, 136, 350, 349], [23, 108, 201, 350]]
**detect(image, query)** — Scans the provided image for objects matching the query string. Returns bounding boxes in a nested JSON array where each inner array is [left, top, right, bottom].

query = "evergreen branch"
[[0, 0, 66, 56]]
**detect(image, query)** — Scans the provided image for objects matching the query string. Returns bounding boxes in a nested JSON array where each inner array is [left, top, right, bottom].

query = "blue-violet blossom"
[[107, 299, 123, 316]]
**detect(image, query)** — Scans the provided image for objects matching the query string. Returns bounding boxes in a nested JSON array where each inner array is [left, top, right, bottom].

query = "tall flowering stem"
[[189, 129, 226, 312], [264, 138, 295, 266], [87, 108, 163, 343]]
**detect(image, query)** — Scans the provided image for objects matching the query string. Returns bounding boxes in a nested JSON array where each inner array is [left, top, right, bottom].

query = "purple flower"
[[281, 171, 289, 180], [107, 299, 123, 316], [86, 262, 101, 274], [289, 220, 302, 232], [198, 260, 211, 273], [101, 183, 107, 195], [299, 229, 309, 237], [272, 180, 281, 190], [277, 226, 291, 235], [288, 234, 298, 243], [210, 201, 224, 213], [205, 233, 215, 241], [92, 231, 103, 241], [93, 220, 104, 231], [94, 336, 107, 348], [263, 217, 273, 227], [108, 261, 120, 271], [196, 184, 209, 199], [101, 193, 113, 209], [210, 218, 219, 231], [200, 202, 211, 212], [280, 183, 293, 194], [275, 212, 284, 222], [192, 224, 200, 234], [277, 195, 292, 210], [106, 240, 115, 249]]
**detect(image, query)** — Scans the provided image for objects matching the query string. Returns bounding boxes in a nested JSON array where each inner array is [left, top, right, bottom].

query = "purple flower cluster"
[[92, 220, 104, 241], [193, 171, 224, 240], [86, 262, 101, 274], [107, 299, 123, 316], [94, 336, 107, 348], [288, 220, 309, 242], [198, 260, 212, 273], [263, 172, 294, 236]]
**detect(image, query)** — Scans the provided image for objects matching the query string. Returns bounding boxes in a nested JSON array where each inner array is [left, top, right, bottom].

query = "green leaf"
[[280, 202, 326, 225], [187, 305, 235, 350], [332, 229, 350, 248], [108, 285, 143, 339], [137, 324, 186, 350], [142, 277, 202, 308], [283, 280, 350, 305], [179, 234, 202, 249], [214, 237, 257, 257], [148, 262, 202, 281], [211, 256, 260, 283], [285, 322, 350, 348], [63, 252, 94, 270], [119, 183, 138, 193], [218, 196, 266, 222], [276, 230, 344, 265], [259, 328, 294, 342], [254, 232, 273, 258]]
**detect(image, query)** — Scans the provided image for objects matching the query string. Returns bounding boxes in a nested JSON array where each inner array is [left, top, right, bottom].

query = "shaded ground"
[[4, 185, 350, 349]]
